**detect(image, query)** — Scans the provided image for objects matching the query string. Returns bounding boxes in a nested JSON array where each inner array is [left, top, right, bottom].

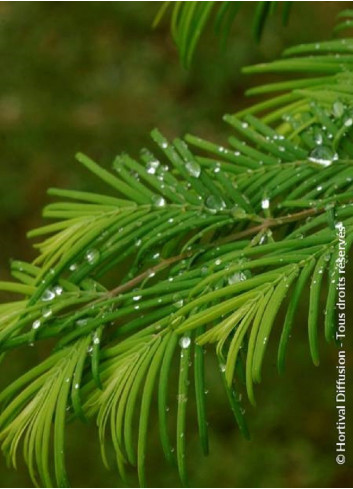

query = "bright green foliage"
[[155, 1, 292, 67], [1, 7, 353, 489]]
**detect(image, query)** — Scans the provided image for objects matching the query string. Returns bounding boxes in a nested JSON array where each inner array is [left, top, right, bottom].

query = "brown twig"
[[106, 251, 192, 298], [93, 202, 351, 303], [218, 206, 321, 244]]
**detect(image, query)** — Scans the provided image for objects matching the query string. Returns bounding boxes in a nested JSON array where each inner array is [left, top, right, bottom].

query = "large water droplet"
[[309, 146, 338, 167], [185, 160, 201, 178], [228, 271, 247, 285], [206, 194, 226, 212]]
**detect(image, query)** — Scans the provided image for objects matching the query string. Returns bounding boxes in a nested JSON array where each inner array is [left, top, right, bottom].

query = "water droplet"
[[241, 121, 249, 129], [93, 334, 100, 345], [152, 195, 166, 207], [76, 318, 88, 327], [42, 307, 52, 318], [344, 118, 353, 127], [32, 319, 41, 330], [41, 289, 55, 302], [53, 285, 63, 296], [206, 194, 226, 212], [177, 394, 188, 403], [333, 101, 345, 118], [309, 146, 338, 167], [261, 198, 270, 210], [179, 336, 191, 349], [174, 299, 184, 308], [232, 206, 247, 218], [228, 271, 247, 285], [313, 128, 323, 145], [133, 295, 142, 301], [200, 266, 208, 276], [146, 160, 160, 174], [185, 160, 201, 178], [85, 249, 100, 265]]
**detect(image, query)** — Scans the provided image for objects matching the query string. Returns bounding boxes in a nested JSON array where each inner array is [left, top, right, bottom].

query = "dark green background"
[[0, 2, 352, 487]]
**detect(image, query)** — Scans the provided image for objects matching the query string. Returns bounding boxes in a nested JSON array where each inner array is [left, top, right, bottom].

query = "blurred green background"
[[0, 2, 352, 487]]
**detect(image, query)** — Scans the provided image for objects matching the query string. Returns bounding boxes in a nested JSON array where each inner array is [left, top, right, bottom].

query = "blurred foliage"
[[0, 2, 352, 487]]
